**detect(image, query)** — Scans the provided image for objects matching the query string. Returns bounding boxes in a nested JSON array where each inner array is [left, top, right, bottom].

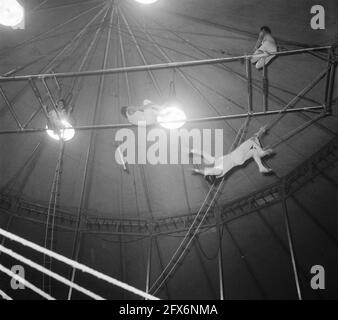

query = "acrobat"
[[251, 26, 278, 69], [47, 99, 73, 135], [121, 99, 163, 127], [190, 126, 274, 179]]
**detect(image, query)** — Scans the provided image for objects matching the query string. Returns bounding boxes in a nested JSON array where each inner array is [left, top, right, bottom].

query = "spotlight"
[[0, 0, 24, 27], [134, 0, 159, 5], [46, 119, 75, 142], [157, 105, 186, 130]]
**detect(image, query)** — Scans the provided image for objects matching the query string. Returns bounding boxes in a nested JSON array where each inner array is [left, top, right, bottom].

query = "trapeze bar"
[[0, 105, 324, 135], [0, 46, 332, 82]]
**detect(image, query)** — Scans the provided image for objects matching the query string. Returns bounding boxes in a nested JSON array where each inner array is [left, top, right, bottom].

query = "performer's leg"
[[190, 149, 215, 165], [252, 153, 272, 173], [192, 167, 222, 176], [258, 148, 274, 158], [251, 49, 264, 64], [255, 56, 269, 69], [255, 45, 277, 69]]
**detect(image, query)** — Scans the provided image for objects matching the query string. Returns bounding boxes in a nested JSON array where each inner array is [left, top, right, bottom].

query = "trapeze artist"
[[190, 126, 274, 179]]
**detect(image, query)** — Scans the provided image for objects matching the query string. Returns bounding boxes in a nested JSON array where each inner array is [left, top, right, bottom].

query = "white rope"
[[149, 183, 216, 292], [0, 264, 55, 300], [0, 227, 159, 300], [0, 289, 13, 300], [151, 179, 225, 295], [0, 244, 104, 300]]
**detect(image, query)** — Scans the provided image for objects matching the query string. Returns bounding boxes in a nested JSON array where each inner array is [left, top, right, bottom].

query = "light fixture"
[[46, 119, 75, 142], [157, 105, 187, 130], [0, 0, 24, 27], [134, 0, 158, 5]]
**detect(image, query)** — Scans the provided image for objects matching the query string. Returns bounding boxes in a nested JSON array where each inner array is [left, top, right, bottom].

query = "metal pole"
[[246, 57, 253, 113], [0, 86, 23, 129], [0, 46, 331, 82], [29, 78, 52, 123], [0, 105, 325, 135], [216, 209, 225, 300], [326, 47, 336, 114], [67, 5, 113, 300], [262, 64, 268, 112], [145, 232, 153, 299], [323, 48, 332, 111], [280, 183, 302, 300], [41, 78, 62, 122]]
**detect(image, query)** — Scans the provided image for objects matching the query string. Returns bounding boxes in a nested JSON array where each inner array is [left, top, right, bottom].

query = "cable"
[[0, 227, 159, 300], [0, 289, 13, 300]]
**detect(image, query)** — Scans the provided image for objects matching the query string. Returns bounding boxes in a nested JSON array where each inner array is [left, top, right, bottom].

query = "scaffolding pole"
[[0, 86, 23, 129], [0, 105, 325, 135], [215, 208, 225, 300], [145, 229, 153, 299], [280, 184, 302, 300], [245, 57, 253, 113], [262, 64, 268, 112], [325, 47, 336, 114], [67, 5, 113, 300], [0, 46, 331, 82]]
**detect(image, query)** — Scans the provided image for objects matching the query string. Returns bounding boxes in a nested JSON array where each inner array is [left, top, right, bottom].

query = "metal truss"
[[0, 45, 335, 135], [0, 46, 332, 82]]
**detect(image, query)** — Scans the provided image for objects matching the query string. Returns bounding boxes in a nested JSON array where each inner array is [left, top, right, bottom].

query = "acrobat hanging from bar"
[[190, 126, 274, 179]]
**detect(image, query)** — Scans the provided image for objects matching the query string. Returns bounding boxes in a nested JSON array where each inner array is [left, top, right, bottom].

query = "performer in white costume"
[[190, 126, 274, 179], [121, 99, 163, 127], [251, 26, 278, 69]]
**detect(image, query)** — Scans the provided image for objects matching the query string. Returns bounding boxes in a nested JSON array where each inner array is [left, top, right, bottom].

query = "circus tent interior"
[[0, 0, 337, 300]]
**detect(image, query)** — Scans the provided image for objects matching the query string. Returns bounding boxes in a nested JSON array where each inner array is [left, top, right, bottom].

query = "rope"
[[0, 244, 104, 300], [0, 227, 159, 300], [0, 289, 13, 300], [151, 179, 225, 295], [149, 183, 216, 292], [0, 264, 55, 300]]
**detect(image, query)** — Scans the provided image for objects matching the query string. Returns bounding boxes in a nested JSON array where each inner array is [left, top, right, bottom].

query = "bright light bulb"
[[0, 0, 24, 27], [134, 0, 158, 4], [46, 119, 75, 142], [157, 106, 186, 130]]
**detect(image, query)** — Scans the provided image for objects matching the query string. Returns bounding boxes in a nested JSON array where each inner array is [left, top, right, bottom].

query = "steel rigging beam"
[[0, 46, 332, 82]]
